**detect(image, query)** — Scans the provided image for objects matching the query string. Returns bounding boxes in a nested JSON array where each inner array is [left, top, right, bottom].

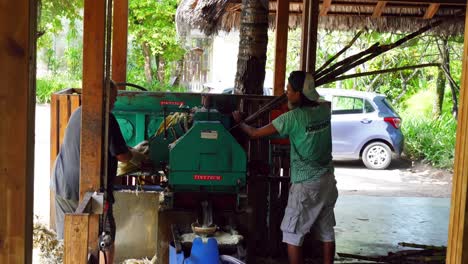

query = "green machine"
[[168, 109, 246, 193], [112, 91, 247, 199]]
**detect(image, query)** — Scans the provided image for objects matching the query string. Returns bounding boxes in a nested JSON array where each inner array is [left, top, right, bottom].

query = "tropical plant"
[[128, 0, 186, 86]]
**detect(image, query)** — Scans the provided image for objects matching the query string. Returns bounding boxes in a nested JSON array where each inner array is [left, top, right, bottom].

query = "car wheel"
[[362, 142, 392, 170]]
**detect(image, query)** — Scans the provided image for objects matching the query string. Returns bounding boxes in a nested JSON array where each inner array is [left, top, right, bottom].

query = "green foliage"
[[400, 89, 457, 169], [401, 114, 456, 169], [128, 0, 186, 85], [36, 76, 81, 104], [63, 25, 83, 80], [38, 0, 83, 49], [266, 29, 302, 76]]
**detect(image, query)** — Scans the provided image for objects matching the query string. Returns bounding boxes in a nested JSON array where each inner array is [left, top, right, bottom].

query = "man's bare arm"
[[239, 123, 278, 139]]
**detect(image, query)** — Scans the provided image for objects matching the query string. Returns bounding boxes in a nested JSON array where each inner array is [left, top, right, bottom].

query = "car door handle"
[[361, 119, 372, 124]]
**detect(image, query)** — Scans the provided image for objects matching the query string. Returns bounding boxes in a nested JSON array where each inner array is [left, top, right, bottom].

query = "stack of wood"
[[337, 242, 447, 264]]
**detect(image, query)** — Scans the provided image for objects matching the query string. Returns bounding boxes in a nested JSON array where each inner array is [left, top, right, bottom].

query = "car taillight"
[[384, 117, 401, 129]]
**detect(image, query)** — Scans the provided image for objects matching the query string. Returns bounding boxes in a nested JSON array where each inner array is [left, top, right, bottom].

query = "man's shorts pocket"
[[281, 207, 301, 233]]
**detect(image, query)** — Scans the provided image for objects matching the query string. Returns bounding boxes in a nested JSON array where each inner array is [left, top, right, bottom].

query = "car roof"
[[316, 88, 385, 99]]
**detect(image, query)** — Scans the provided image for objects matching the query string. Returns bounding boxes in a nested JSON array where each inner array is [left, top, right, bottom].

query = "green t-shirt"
[[272, 103, 333, 183]]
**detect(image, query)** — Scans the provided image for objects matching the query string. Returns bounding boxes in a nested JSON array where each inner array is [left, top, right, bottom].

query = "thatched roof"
[[176, 0, 466, 36]]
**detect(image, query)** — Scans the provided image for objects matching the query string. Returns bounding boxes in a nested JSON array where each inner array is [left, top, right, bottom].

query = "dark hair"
[[288, 71, 319, 107], [288, 71, 306, 92]]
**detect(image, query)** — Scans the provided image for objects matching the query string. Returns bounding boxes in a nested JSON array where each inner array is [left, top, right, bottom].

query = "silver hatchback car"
[[317, 88, 404, 170]]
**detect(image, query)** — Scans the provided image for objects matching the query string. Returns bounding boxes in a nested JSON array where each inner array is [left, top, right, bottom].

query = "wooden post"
[[300, 0, 310, 71], [64, 214, 90, 263], [0, 0, 36, 263], [273, 0, 289, 95], [447, 5, 468, 264], [112, 0, 129, 87], [79, 0, 107, 257], [306, 0, 320, 73]]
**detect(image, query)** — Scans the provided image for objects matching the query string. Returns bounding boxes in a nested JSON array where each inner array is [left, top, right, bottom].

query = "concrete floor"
[[335, 195, 450, 256]]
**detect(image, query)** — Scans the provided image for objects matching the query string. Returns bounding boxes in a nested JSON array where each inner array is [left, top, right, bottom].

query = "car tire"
[[362, 142, 392, 170]]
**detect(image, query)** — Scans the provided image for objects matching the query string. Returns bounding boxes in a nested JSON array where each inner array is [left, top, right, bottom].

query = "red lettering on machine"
[[160, 100, 184, 106], [193, 175, 222, 181]]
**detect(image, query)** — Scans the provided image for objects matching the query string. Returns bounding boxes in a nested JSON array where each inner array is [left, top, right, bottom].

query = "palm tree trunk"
[[234, 0, 269, 95]]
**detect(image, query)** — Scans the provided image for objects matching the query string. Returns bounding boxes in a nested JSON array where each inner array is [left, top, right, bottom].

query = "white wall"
[[209, 31, 240, 86], [206, 30, 274, 93]]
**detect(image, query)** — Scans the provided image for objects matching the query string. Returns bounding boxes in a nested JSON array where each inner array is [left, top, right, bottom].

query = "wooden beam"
[[273, 0, 289, 95], [80, 0, 107, 257], [307, 0, 320, 73], [320, 0, 332, 16], [64, 214, 89, 264], [372, 1, 387, 18], [0, 0, 36, 263], [389, 0, 464, 5], [233, 0, 465, 7], [423, 3, 441, 19], [300, 0, 310, 70], [112, 0, 129, 88], [447, 5, 468, 264]]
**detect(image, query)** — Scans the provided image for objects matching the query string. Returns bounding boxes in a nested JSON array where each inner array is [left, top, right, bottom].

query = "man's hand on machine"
[[129, 148, 147, 167]]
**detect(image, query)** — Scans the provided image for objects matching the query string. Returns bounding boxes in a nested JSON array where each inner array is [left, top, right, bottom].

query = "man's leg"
[[287, 244, 304, 264], [323, 241, 335, 264]]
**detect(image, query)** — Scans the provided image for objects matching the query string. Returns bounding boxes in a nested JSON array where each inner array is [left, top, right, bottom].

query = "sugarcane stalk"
[[337, 253, 382, 262], [330, 63, 440, 82], [314, 43, 380, 80], [398, 242, 446, 251], [315, 18, 447, 87], [315, 29, 366, 75], [231, 93, 287, 130]]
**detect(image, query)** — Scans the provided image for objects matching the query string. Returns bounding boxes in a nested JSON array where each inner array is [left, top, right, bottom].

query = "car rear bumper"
[[391, 132, 404, 157]]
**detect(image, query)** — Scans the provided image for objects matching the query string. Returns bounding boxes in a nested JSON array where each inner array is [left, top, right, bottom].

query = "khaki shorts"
[[281, 173, 338, 246]]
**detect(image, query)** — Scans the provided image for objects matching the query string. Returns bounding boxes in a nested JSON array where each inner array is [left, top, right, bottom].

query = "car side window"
[[364, 100, 375, 113], [332, 96, 364, 115]]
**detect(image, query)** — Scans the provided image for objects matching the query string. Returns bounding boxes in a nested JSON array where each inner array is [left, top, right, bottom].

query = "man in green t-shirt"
[[233, 71, 338, 264]]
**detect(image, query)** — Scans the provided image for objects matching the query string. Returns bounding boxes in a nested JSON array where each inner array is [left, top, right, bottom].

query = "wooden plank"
[[75, 192, 93, 214], [112, 0, 129, 88], [0, 0, 36, 263], [307, 0, 320, 73], [64, 214, 89, 264], [273, 0, 289, 95], [80, 0, 107, 257], [447, 5, 468, 264], [372, 1, 387, 17], [59, 95, 71, 145], [423, 3, 440, 19], [50, 94, 59, 230], [300, 0, 310, 71], [70, 95, 81, 112], [320, 0, 332, 16]]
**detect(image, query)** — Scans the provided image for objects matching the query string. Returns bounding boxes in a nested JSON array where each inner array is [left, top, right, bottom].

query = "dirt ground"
[[334, 158, 453, 198]]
